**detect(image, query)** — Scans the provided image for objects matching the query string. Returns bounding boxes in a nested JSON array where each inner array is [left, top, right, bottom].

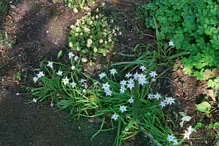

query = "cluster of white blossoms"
[[102, 82, 112, 96], [147, 93, 176, 108], [167, 134, 178, 145], [69, 7, 121, 56], [33, 71, 45, 83]]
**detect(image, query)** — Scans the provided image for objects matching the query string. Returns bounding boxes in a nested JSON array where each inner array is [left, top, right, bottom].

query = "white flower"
[[160, 101, 167, 108], [74, 56, 79, 61], [149, 71, 157, 78], [62, 77, 69, 85], [47, 61, 53, 69], [125, 127, 129, 131], [102, 82, 110, 90], [140, 66, 147, 72], [71, 65, 76, 70], [32, 98, 37, 103], [167, 134, 175, 142], [133, 72, 140, 80], [151, 78, 156, 82], [173, 139, 178, 146], [187, 126, 195, 133], [16, 93, 20, 96], [128, 97, 134, 104], [120, 80, 127, 87], [110, 68, 117, 75], [83, 89, 86, 94], [57, 70, 63, 76], [105, 88, 112, 96], [183, 126, 195, 140], [154, 93, 162, 100], [137, 74, 148, 86], [120, 105, 127, 113], [33, 77, 38, 83], [37, 71, 45, 78], [127, 82, 134, 90], [70, 82, 76, 88], [80, 79, 87, 84], [165, 97, 175, 105], [148, 94, 154, 100], [169, 41, 174, 46], [99, 72, 106, 79], [68, 52, 75, 59], [120, 86, 126, 94], [112, 113, 119, 121], [125, 72, 132, 78]]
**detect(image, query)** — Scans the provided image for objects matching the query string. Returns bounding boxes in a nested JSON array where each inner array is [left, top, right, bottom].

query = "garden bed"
[[0, 0, 218, 145]]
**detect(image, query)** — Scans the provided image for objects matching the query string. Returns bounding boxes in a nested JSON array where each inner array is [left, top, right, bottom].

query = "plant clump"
[[68, 6, 121, 58], [65, 0, 95, 12], [138, 0, 219, 90]]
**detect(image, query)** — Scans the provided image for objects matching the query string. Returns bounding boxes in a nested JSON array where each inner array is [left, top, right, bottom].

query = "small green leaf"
[[197, 101, 211, 113], [57, 50, 63, 59]]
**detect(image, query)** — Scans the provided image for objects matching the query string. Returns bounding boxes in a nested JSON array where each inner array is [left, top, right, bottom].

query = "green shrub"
[[138, 0, 219, 83], [65, 0, 96, 12], [69, 7, 121, 59]]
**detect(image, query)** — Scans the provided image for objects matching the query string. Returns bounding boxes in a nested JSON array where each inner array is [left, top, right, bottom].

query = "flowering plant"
[[65, 0, 95, 12], [69, 6, 121, 58]]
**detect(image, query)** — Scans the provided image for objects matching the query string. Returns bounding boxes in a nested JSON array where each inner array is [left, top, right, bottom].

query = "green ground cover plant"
[[138, 0, 219, 90], [69, 6, 121, 59], [65, 0, 96, 12]]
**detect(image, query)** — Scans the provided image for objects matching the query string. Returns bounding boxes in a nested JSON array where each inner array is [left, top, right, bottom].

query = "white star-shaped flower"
[[80, 79, 87, 84], [68, 52, 75, 59], [160, 101, 167, 108], [173, 139, 178, 146], [120, 86, 126, 94], [127, 82, 135, 90], [110, 68, 117, 75], [120, 80, 127, 87], [33, 77, 38, 83], [149, 71, 157, 78], [37, 71, 45, 78], [99, 72, 106, 79], [148, 94, 154, 100], [125, 73, 132, 78], [151, 78, 156, 82], [167, 134, 175, 142], [169, 41, 174, 46], [105, 89, 112, 96], [70, 82, 76, 88], [137, 74, 148, 86], [128, 97, 134, 104], [112, 113, 119, 121], [119, 105, 127, 113], [140, 66, 147, 72], [57, 70, 63, 76], [102, 82, 110, 90], [133, 72, 140, 80], [47, 61, 53, 69], [62, 77, 69, 85], [32, 98, 37, 103], [165, 97, 175, 105], [154, 93, 162, 100]]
